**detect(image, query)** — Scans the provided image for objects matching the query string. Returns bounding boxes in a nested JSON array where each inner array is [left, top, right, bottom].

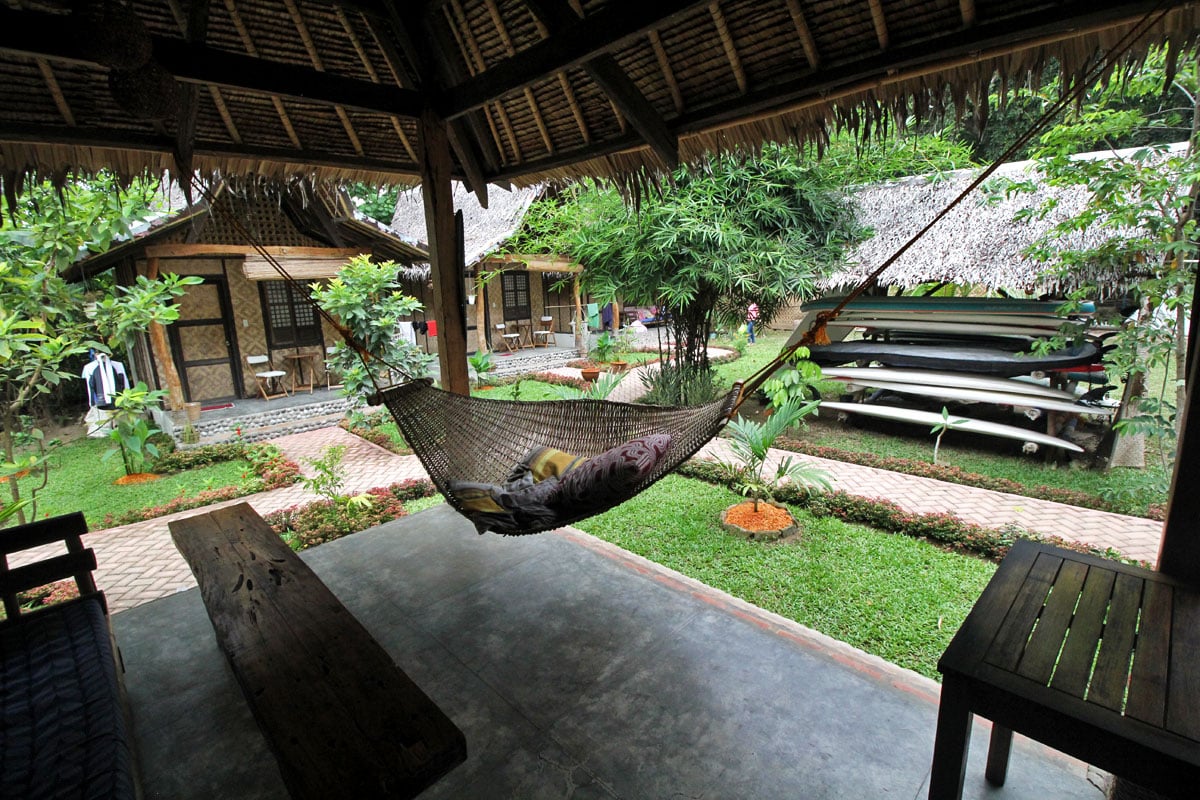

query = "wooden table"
[[515, 320, 534, 349], [929, 539, 1200, 799], [170, 503, 466, 799], [282, 352, 319, 394]]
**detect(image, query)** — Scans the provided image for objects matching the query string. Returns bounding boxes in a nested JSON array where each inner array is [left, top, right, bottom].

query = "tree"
[[509, 145, 860, 403], [0, 174, 191, 525], [1005, 48, 1198, 474], [310, 255, 436, 409]]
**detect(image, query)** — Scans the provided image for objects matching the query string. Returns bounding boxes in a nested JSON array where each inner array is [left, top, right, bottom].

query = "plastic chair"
[[247, 355, 289, 401], [531, 316, 557, 347], [495, 323, 521, 353]]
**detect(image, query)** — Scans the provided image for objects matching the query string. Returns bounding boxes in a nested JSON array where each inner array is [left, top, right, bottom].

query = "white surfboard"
[[818, 401, 1084, 452], [828, 378, 1115, 416], [831, 311, 1082, 329], [819, 367, 1084, 401], [821, 367, 1084, 400], [825, 318, 1086, 339]]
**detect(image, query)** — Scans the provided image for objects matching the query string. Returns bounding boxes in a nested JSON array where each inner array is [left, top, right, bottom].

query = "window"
[[501, 272, 530, 320], [260, 280, 322, 348]]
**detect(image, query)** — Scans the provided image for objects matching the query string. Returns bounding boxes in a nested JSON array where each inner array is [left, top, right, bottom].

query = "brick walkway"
[[18, 365, 1163, 613]]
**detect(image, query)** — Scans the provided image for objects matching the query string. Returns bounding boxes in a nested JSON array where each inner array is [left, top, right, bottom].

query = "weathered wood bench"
[[169, 503, 466, 800], [1, 512, 141, 799], [929, 539, 1200, 799]]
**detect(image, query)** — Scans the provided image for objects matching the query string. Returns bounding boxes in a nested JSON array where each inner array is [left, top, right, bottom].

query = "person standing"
[[746, 302, 759, 343]]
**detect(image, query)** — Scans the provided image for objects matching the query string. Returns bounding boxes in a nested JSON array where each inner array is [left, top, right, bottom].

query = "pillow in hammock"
[[553, 434, 672, 512], [503, 444, 588, 490], [450, 475, 564, 534]]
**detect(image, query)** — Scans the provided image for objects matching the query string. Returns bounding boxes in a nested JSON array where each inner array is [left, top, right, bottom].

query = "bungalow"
[[66, 182, 430, 406]]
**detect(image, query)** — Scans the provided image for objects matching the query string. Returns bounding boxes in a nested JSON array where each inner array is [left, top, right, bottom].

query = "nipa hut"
[[390, 182, 585, 353], [67, 182, 429, 406]]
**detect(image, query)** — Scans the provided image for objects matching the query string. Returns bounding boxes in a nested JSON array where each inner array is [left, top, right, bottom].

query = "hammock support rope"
[[186, 2, 1166, 534]]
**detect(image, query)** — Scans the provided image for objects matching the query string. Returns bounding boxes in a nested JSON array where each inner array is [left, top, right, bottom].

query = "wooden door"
[[168, 276, 240, 403]]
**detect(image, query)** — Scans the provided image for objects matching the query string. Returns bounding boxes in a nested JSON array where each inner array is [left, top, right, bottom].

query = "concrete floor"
[[113, 505, 1102, 799]]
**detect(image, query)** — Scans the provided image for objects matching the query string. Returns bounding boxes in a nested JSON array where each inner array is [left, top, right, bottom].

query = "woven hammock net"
[[376, 379, 741, 535]]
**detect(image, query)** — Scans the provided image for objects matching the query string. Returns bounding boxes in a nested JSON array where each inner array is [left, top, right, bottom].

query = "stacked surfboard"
[[783, 296, 1111, 453]]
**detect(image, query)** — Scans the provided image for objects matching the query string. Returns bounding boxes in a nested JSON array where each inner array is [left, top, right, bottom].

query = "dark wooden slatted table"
[[929, 539, 1200, 799], [170, 503, 466, 800]]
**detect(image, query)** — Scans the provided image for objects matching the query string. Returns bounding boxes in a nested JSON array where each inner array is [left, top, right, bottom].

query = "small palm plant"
[[468, 350, 495, 387], [720, 398, 831, 511]]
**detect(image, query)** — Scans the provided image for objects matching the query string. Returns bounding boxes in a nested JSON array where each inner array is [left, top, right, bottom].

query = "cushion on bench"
[[1, 596, 137, 800]]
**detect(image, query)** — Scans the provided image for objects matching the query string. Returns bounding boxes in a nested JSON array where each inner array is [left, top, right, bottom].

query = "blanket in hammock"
[[449, 434, 672, 534]]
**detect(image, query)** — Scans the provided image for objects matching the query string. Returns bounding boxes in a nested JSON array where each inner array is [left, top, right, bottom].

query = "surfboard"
[[827, 377, 1115, 416], [830, 311, 1084, 329], [819, 367, 1083, 401], [807, 341, 1100, 376], [818, 401, 1085, 452], [826, 318, 1082, 339], [802, 295, 1095, 315]]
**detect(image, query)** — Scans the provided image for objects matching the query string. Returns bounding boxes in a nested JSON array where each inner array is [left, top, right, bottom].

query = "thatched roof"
[[64, 181, 428, 282], [390, 182, 543, 266], [2, 2, 1200, 196], [828, 144, 1184, 296]]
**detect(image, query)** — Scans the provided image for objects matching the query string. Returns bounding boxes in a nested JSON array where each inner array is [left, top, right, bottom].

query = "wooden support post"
[[418, 109, 471, 396], [573, 274, 585, 354], [475, 272, 487, 352], [1157, 295, 1200, 581], [145, 257, 186, 410]]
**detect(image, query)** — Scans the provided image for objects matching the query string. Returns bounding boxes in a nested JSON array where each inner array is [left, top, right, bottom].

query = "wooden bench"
[[1, 512, 141, 799], [169, 503, 466, 800], [929, 539, 1200, 799]]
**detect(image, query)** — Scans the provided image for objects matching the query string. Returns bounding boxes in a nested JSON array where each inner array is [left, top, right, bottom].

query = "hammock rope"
[[186, 2, 1166, 535]]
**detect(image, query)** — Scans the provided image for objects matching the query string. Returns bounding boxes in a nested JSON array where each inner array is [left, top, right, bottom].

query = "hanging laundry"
[[396, 320, 417, 346], [81, 353, 128, 408], [415, 321, 429, 335], [426, 320, 437, 337]]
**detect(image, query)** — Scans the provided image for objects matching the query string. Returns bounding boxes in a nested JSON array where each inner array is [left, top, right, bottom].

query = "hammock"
[[195, 5, 1161, 536], [375, 379, 740, 535]]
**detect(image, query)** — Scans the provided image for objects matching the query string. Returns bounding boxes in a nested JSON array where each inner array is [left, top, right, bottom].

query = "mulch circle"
[[114, 473, 161, 485], [0, 469, 30, 483], [721, 500, 798, 542]]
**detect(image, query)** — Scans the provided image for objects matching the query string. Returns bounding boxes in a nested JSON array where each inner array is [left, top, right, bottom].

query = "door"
[[168, 276, 240, 403]]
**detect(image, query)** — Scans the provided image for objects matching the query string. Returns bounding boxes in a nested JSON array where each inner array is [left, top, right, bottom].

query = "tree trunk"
[[145, 258, 185, 410]]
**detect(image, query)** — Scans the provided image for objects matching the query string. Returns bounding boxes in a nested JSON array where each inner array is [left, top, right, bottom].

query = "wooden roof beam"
[[481, 0, 555, 155], [960, 0, 977, 28], [34, 58, 74, 126], [867, 0, 890, 50], [709, 2, 747, 94], [224, 0, 300, 148], [284, 0, 365, 156], [648, 31, 684, 114], [0, 8, 424, 120], [784, 0, 821, 69], [522, 0, 678, 171], [335, 6, 418, 164], [442, 0, 707, 120]]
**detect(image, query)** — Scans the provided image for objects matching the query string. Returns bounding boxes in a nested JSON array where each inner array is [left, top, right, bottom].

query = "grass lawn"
[[11, 436, 251, 530], [574, 474, 996, 680]]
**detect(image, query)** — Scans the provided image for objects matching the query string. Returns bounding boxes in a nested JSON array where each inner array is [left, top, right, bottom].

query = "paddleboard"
[[803, 295, 1095, 315], [831, 311, 1084, 329], [807, 341, 1101, 376], [828, 378, 1115, 416], [818, 401, 1084, 452], [826, 318, 1081, 339], [819, 367, 1083, 401]]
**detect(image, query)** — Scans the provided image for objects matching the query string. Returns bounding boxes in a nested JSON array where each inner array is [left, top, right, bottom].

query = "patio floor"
[[113, 504, 1103, 799]]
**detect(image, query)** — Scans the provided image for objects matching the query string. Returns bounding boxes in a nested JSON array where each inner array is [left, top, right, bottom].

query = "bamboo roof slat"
[[1, 1, 1199, 191]]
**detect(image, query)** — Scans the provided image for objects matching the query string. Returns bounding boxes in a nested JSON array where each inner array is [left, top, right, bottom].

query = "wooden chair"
[[494, 323, 521, 353], [324, 346, 343, 390], [531, 315, 557, 347], [247, 355, 289, 401]]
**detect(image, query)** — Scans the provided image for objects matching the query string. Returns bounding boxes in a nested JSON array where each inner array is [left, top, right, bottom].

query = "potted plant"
[[717, 398, 831, 541], [103, 382, 170, 483], [578, 361, 602, 382]]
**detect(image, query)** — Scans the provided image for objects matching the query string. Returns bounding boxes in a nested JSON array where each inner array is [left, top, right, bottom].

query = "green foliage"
[[929, 407, 969, 465], [298, 443, 375, 517], [311, 255, 436, 408], [88, 272, 203, 349], [346, 183, 400, 224], [265, 479, 437, 550], [719, 399, 830, 508], [467, 350, 495, 386], [508, 144, 861, 374], [638, 363, 721, 406], [102, 382, 168, 475], [762, 347, 837, 408], [589, 331, 618, 363], [815, 130, 978, 185], [552, 371, 623, 400]]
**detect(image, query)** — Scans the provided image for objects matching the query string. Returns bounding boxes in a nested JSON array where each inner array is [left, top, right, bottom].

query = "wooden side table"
[[929, 539, 1200, 799]]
